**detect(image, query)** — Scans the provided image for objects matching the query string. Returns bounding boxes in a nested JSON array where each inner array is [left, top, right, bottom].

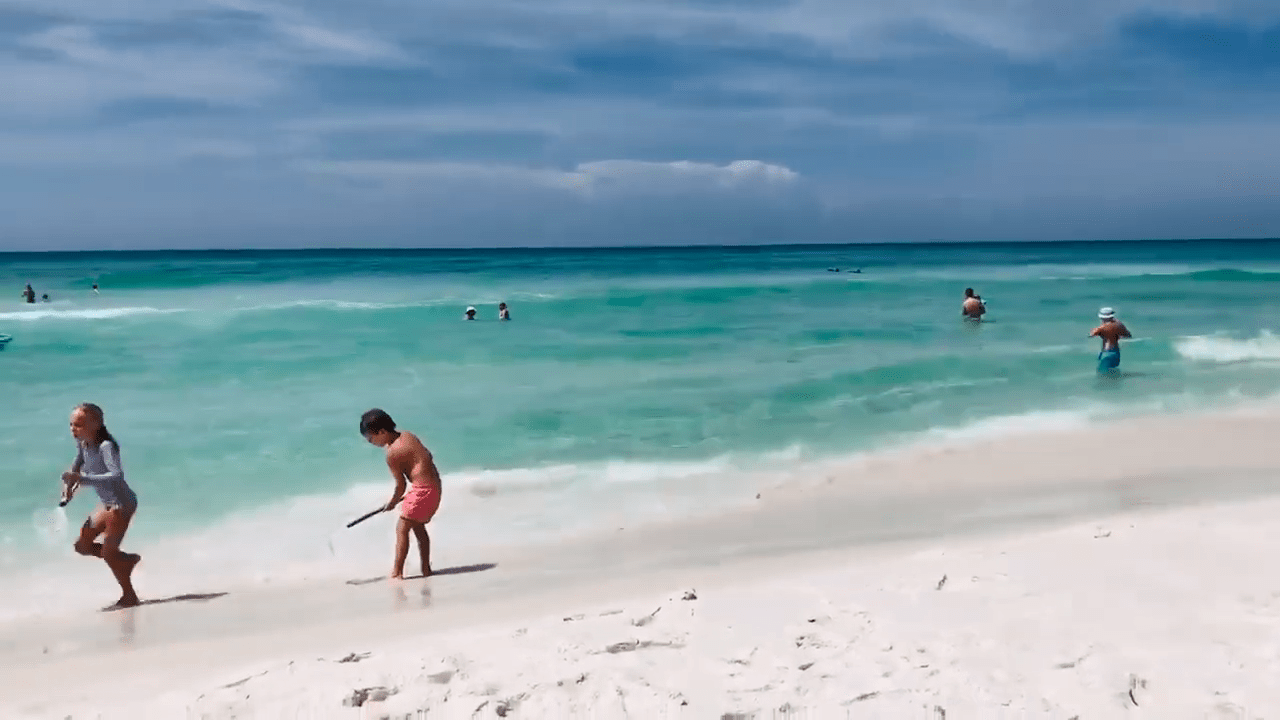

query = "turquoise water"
[[3, 241, 1280, 614]]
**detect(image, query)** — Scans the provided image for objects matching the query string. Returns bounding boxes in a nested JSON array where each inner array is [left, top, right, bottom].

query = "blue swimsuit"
[[1097, 346, 1121, 372]]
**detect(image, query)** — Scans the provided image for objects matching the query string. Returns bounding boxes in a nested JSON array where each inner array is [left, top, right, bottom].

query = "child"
[[62, 403, 141, 610], [360, 409, 443, 579]]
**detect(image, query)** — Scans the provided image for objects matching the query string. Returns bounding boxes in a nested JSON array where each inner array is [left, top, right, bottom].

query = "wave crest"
[[1175, 331, 1280, 363]]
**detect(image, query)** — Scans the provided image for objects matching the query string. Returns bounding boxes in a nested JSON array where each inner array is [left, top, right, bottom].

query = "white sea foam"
[[1175, 331, 1280, 363], [4, 395, 1278, 622], [0, 306, 179, 321]]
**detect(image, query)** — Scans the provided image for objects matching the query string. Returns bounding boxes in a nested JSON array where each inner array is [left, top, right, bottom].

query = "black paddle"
[[346, 506, 386, 528]]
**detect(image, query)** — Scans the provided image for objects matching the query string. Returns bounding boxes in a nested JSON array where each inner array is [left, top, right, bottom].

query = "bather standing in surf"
[[961, 288, 986, 321], [360, 409, 443, 579], [1090, 307, 1131, 372], [63, 403, 141, 610]]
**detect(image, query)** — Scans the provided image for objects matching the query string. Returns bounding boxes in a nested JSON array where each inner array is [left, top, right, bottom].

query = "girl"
[[62, 403, 141, 610]]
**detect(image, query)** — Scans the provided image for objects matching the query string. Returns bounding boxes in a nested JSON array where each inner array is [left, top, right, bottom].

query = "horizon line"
[[3, 236, 1279, 256]]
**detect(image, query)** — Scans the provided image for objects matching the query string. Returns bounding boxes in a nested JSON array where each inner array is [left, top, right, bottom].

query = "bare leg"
[[78, 507, 140, 609], [411, 523, 432, 577], [391, 517, 412, 579], [100, 507, 140, 609]]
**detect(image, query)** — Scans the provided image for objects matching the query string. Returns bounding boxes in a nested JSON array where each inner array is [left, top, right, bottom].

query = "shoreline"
[[4, 405, 1280, 715], [7, 495, 1280, 716]]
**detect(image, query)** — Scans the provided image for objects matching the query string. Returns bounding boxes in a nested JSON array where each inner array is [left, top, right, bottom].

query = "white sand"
[[5, 407, 1280, 718]]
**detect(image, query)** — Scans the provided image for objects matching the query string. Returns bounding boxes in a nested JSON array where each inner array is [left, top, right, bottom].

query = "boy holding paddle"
[[359, 409, 444, 579]]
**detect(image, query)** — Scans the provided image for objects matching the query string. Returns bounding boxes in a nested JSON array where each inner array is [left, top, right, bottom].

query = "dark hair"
[[964, 288, 975, 297], [75, 403, 118, 448], [360, 408, 397, 436]]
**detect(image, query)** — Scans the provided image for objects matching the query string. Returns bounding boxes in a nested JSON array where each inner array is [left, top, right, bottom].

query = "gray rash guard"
[[74, 440, 137, 511]]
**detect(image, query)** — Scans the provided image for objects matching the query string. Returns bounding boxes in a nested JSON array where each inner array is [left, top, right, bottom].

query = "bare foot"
[[422, 567, 433, 578], [388, 573, 404, 581], [102, 596, 140, 612]]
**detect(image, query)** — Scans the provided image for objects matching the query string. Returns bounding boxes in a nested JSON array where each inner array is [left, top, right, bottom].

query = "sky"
[[1, 0, 1279, 250]]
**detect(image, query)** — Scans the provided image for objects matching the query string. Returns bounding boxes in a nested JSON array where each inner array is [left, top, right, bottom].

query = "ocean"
[[3, 240, 1280, 617]]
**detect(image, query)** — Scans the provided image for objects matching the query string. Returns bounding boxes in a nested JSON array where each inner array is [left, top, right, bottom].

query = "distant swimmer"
[[1090, 307, 1131, 372], [360, 409, 444, 579], [92, 283, 100, 295], [63, 403, 142, 610], [41, 294, 50, 303], [464, 306, 476, 321], [961, 288, 986, 321], [498, 302, 510, 321], [21, 284, 35, 303]]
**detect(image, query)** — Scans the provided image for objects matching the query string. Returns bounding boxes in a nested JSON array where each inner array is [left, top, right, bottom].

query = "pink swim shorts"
[[400, 483, 441, 523]]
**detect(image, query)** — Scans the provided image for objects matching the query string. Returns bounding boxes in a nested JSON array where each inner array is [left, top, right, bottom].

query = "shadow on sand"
[[345, 562, 497, 587], [102, 592, 229, 613]]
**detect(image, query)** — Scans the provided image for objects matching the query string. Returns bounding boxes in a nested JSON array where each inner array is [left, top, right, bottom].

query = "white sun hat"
[[1098, 307, 1115, 319]]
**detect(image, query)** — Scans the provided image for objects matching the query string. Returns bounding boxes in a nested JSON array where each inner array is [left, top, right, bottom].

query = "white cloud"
[[296, 158, 800, 195], [2, 24, 279, 113], [577, 159, 799, 187]]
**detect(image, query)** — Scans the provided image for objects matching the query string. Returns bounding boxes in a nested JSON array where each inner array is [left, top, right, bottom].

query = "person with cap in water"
[[464, 306, 477, 320], [498, 302, 510, 321], [1090, 307, 1131, 372]]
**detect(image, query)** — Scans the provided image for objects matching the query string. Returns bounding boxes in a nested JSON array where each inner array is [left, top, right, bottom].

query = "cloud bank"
[[0, 0, 1278, 249]]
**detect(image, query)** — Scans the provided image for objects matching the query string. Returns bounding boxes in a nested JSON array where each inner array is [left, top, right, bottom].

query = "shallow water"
[[3, 240, 1280, 617]]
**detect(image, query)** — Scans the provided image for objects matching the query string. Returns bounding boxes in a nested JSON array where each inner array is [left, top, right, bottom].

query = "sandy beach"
[[5, 406, 1280, 718]]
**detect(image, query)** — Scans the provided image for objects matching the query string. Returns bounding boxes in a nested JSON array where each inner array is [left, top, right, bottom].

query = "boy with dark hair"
[[360, 409, 444, 579]]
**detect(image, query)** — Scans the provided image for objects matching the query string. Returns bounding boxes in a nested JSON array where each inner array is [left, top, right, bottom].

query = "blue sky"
[[1, 0, 1279, 249]]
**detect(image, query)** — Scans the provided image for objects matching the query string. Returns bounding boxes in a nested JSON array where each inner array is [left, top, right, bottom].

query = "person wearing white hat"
[[1090, 307, 1130, 372], [464, 306, 476, 321]]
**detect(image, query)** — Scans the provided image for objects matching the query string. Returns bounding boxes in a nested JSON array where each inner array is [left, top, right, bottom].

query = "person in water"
[[360, 409, 443, 579], [22, 284, 35, 303], [41, 294, 50, 303], [62, 403, 141, 609], [1091, 307, 1131, 372], [464, 306, 476, 320], [92, 284, 100, 295], [961, 288, 986, 321], [498, 302, 510, 321]]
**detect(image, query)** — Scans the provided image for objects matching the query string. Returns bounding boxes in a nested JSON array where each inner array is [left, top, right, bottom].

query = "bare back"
[[386, 431, 442, 492], [1090, 321, 1131, 351], [962, 297, 985, 319]]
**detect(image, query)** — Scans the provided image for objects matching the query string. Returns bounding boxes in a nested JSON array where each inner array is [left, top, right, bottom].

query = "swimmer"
[[41, 294, 50, 303], [1090, 307, 1131, 372], [21, 284, 35, 303], [63, 403, 141, 610], [961, 288, 986, 321], [464, 306, 476, 320], [360, 409, 444, 579], [498, 302, 510, 321], [92, 283, 99, 295]]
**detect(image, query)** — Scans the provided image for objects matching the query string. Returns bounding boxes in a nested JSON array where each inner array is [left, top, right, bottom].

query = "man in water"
[[961, 288, 985, 321], [464, 306, 476, 320], [498, 302, 510, 321], [1091, 307, 1131, 372], [21, 284, 35, 303]]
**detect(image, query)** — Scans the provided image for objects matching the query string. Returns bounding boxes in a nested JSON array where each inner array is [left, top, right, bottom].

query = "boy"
[[359, 409, 443, 579]]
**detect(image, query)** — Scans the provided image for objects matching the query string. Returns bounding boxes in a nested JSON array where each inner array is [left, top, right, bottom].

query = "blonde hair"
[[75, 403, 118, 447]]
